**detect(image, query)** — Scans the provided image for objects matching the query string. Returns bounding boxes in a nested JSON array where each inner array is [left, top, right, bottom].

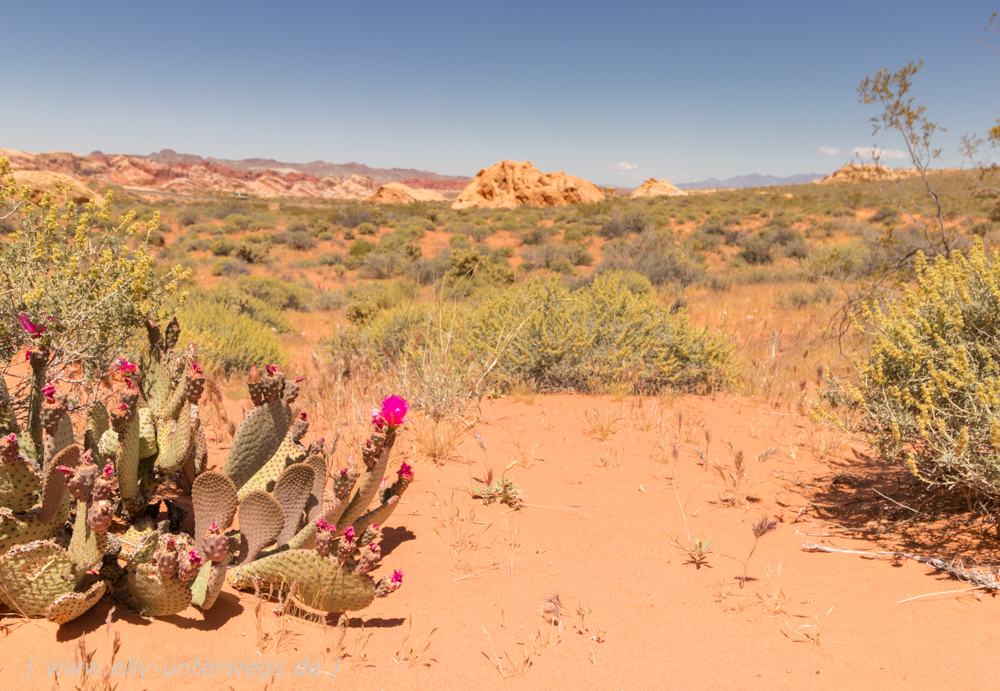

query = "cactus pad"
[[155, 400, 193, 475], [237, 433, 304, 500], [272, 463, 315, 546], [46, 580, 107, 624], [192, 472, 238, 546], [223, 399, 293, 490], [304, 454, 327, 525], [137, 407, 158, 459], [0, 540, 79, 617], [128, 563, 192, 617], [236, 490, 284, 565], [190, 553, 230, 610], [228, 549, 376, 613], [0, 456, 42, 513], [41, 444, 78, 523]]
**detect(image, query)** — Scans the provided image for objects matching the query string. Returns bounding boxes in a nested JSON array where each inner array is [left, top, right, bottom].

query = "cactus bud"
[[316, 530, 333, 557], [66, 450, 99, 502], [202, 522, 228, 563], [374, 569, 403, 598], [178, 550, 203, 582], [290, 411, 309, 443], [184, 362, 205, 403], [248, 366, 264, 406], [87, 500, 114, 532], [333, 467, 356, 500], [0, 434, 18, 465], [356, 543, 381, 575], [91, 464, 116, 501], [40, 384, 67, 434], [157, 539, 179, 580]]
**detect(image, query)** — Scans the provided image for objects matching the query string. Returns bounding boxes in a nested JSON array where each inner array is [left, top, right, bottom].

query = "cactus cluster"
[[0, 317, 411, 625]]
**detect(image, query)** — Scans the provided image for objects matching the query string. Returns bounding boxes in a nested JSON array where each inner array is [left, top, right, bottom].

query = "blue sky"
[[2, 1, 998, 184]]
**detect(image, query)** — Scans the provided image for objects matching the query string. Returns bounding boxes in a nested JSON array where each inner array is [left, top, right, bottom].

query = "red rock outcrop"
[[452, 161, 605, 209], [629, 178, 687, 199]]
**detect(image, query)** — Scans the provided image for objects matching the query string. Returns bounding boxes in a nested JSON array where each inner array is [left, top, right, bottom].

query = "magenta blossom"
[[397, 462, 414, 481], [391, 569, 403, 587], [190, 361, 203, 376], [116, 358, 136, 374], [315, 518, 334, 533], [299, 412, 307, 421], [103, 464, 114, 477], [341, 526, 356, 542], [19, 314, 45, 338], [5, 433, 15, 443], [42, 383, 57, 401], [380, 396, 408, 427], [187, 550, 202, 566], [265, 365, 280, 376], [24, 349, 31, 361]]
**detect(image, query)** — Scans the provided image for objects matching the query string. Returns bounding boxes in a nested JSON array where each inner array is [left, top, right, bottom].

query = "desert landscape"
[[4, 4, 1000, 690]]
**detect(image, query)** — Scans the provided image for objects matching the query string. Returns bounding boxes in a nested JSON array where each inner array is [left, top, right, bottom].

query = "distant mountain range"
[[675, 173, 824, 190], [91, 149, 471, 186]]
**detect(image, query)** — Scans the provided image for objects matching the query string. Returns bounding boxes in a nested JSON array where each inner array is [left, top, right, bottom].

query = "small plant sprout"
[[741, 515, 779, 589], [684, 536, 714, 569], [474, 460, 523, 509]]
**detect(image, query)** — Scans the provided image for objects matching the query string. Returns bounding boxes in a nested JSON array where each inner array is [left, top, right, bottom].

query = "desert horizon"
[[3, 3, 1000, 690]]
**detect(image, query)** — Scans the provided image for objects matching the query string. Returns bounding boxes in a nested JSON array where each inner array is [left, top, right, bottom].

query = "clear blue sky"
[[2, 1, 998, 184]]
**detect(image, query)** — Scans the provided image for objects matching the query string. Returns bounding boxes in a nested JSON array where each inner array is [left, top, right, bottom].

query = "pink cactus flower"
[[397, 462, 414, 481], [315, 518, 333, 532], [5, 433, 16, 443], [265, 365, 279, 376], [166, 539, 176, 549], [42, 383, 57, 401], [380, 396, 408, 426], [339, 467, 349, 477], [24, 349, 31, 361], [187, 550, 202, 566], [391, 569, 403, 587], [342, 526, 356, 542], [103, 464, 114, 477], [19, 314, 45, 338], [55, 466, 74, 475], [116, 358, 136, 374], [299, 412, 307, 421], [190, 361, 203, 375], [118, 402, 128, 411]]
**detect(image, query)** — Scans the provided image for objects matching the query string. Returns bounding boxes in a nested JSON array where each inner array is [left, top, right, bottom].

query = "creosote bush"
[[822, 240, 1000, 498], [0, 157, 190, 387]]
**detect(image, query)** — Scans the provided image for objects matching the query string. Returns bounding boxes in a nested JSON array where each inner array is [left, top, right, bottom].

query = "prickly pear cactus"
[[1, 316, 413, 625]]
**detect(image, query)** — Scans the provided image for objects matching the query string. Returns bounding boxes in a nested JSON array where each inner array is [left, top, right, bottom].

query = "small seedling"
[[683, 536, 714, 568]]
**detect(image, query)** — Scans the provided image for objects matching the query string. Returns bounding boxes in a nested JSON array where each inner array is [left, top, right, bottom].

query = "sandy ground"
[[3, 393, 998, 690]]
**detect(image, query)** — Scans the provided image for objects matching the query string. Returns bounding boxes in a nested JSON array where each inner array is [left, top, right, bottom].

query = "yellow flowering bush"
[[0, 157, 190, 390], [823, 239, 1000, 497]]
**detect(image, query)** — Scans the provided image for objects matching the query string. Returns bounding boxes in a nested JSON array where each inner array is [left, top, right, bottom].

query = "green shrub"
[[550, 258, 576, 275], [180, 293, 288, 374], [235, 238, 270, 264], [236, 275, 313, 311], [349, 238, 376, 258], [223, 213, 256, 234], [565, 243, 594, 266], [465, 272, 732, 393], [318, 252, 344, 266], [441, 249, 515, 293], [737, 232, 774, 265], [210, 258, 250, 277], [177, 208, 201, 226], [361, 252, 401, 279], [822, 241, 1000, 498], [0, 168, 188, 383], [357, 222, 377, 236], [210, 237, 237, 257], [597, 231, 705, 287], [188, 222, 221, 236], [599, 209, 649, 239]]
